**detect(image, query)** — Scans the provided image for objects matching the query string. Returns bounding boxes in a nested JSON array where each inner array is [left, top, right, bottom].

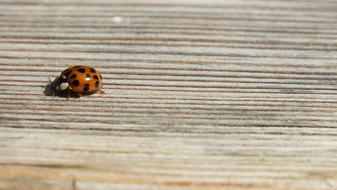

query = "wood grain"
[[1, 0, 337, 189]]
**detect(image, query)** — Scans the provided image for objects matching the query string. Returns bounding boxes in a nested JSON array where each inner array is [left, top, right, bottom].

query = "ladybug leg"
[[98, 89, 105, 94], [66, 89, 71, 101]]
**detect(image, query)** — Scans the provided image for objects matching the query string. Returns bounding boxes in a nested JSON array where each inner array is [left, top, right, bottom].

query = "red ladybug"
[[51, 65, 104, 97]]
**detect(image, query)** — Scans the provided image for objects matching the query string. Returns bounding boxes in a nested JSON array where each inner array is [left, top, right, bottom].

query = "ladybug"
[[50, 65, 104, 98]]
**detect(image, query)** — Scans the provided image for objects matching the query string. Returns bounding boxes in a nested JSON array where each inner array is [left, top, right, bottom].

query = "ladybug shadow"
[[44, 83, 81, 98]]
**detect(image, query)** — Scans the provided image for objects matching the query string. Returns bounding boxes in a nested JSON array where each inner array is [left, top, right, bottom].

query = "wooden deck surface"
[[1, 0, 337, 189]]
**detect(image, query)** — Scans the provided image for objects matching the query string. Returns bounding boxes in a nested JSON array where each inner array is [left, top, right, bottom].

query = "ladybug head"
[[51, 74, 69, 92]]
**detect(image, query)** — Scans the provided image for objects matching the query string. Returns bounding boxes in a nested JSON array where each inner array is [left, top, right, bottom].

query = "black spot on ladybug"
[[65, 70, 72, 77], [77, 68, 86, 73], [72, 80, 80, 86], [85, 74, 91, 80], [94, 75, 99, 80], [90, 68, 96, 73], [70, 74, 77, 79], [83, 84, 90, 92], [95, 81, 100, 88]]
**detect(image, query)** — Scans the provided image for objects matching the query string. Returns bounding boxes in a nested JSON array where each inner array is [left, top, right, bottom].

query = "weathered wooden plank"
[[1, 0, 337, 189]]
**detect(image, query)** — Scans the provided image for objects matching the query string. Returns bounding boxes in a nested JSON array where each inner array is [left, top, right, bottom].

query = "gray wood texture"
[[1, 0, 337, 189]]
